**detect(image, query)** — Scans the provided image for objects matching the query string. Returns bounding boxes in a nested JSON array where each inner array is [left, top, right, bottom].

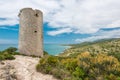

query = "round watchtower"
[[18, 8, 43, 57]]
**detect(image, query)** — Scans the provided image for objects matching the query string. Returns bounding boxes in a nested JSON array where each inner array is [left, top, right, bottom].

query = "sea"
[[0, 44, 70, 55]]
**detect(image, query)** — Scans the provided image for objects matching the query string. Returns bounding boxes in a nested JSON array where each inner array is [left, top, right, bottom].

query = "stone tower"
[[18, 8, 43, 57]]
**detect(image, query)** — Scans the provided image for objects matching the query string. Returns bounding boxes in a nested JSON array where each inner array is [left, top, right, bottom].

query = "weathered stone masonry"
[[18, 8, 43, 57]]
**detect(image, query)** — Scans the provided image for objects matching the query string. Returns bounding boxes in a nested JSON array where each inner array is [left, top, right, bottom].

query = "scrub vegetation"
[[0, 47, 19, 60], [36, 38, 120, 80]]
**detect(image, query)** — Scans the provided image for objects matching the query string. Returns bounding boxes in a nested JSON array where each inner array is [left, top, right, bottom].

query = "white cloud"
[[75, 29, 120, 43], [47, 0, 120, 35], [0, 27, 18, 31], [47, 28, 72, 36], [0, 0, 120, 35], [0, 39, 18, 44], [0, 19, 18, 26]]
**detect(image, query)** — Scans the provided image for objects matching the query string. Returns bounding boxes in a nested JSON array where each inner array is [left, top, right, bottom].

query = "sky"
[[0, 0, 120, 44]]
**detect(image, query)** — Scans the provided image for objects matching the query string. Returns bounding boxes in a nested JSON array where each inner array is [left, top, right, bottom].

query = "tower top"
[[18, 8, 43, 17]]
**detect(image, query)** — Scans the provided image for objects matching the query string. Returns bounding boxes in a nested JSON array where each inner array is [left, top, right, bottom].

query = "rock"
[[0, 61, 5, 65], [0, 63, 17, 80]]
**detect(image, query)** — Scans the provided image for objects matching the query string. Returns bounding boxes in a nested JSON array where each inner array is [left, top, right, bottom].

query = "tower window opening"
[[35, 14, 39, 17], [34, 31, 37, 33]]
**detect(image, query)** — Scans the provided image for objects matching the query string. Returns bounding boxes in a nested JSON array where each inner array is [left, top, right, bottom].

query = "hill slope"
[[36, 38, 120, 80], [60, 38, 120, 57]]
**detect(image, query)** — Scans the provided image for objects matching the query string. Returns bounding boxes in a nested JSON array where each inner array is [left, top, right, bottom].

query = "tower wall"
[[18, 8, 43, 57]]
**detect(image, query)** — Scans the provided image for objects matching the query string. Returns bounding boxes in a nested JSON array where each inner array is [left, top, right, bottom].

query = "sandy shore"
[[0, 55, 57, 80]]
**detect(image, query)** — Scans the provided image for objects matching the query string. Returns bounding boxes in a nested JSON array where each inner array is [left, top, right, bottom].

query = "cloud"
[[75, 29, 120, 43], [0, 0, 120, 35], [0, 27, 18, 31], [47, 28, 72, 36], [0, 39, 18, 44], [0, 0, 60, 26], [47, 0, 120, 35]]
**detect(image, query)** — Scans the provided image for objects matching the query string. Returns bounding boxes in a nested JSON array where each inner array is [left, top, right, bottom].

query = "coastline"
[[57, 45, 73, 56], [0, 44, 72, 56]]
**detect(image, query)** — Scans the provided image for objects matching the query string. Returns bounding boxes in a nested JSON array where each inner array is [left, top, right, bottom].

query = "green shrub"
[[72, 67, 85, 78], [11, 52, 20, 55], [4, 54, 15, 60], [0, 55, 5, 60], [61, 58, 77, 72], [47, 56, 59, 66], [36, 55, 59, 74], [106, 74, 118, 80], [37, 55, 70, 79], [3, 47, 17, 53], [0, 52, 15, 60], [0, 47, 18, 60], [44, 51, 49, 55], [117, 77, 120, 80]]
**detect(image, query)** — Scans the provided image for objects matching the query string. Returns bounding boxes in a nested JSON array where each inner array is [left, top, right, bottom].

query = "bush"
[[36, 55, 59, 74], [0, 47, 18, 60], [77, 52, 120, 78], [36, 55, 72, 79], [0, 54, 5, 60], [3, 53, 15, 60], [3, 47, 17, 53], [36, 52, 120, 80], [47, 56, 59, 66], [0, 52, 15, 60], [72, 67, 85, 78], [61, 58, 77, 72], [44, 51, 49, 55]]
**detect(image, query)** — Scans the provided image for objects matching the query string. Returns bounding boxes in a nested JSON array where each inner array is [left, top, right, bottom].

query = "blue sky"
[[0, 0, 120, 44]]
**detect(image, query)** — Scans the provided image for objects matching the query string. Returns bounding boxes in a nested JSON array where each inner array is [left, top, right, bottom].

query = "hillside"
[[60, 38, 120, 57], [36, 38, 120, 80]]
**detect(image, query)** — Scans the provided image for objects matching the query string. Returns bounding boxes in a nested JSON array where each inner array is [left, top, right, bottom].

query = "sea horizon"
[[0, 43, 70, 55]]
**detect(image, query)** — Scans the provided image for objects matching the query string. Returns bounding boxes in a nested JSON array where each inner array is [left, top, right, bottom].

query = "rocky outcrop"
[[0, 62, 16, 80], [0, 55, 57, 80]]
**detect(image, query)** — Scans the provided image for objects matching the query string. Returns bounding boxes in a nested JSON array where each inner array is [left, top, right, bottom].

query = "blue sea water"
[[44, 44, 70, 55], [0, 44, 70, 55]]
